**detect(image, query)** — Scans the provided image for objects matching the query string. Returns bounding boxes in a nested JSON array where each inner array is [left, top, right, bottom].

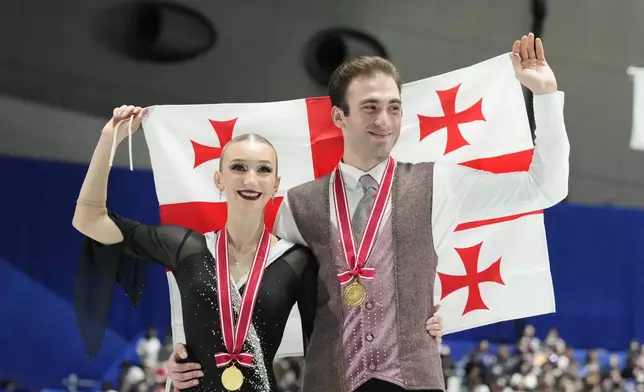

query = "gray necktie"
[[352, 174, 379, 244]]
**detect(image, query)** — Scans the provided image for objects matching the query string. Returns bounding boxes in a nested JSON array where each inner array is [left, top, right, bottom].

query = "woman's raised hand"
[[101, 104, 147, 142]]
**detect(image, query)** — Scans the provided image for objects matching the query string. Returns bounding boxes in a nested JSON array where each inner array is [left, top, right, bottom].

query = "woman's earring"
[[219, 188, 224, 199]]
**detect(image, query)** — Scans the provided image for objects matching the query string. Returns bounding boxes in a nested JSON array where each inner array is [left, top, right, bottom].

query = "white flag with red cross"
[[141, 53, 556, 355]]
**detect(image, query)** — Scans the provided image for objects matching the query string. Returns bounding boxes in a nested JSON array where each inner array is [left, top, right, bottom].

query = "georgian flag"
[[141, 54, 557, 357]]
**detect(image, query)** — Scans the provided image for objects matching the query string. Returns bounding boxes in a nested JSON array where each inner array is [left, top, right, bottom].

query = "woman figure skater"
[[73, 104, 317, 391]]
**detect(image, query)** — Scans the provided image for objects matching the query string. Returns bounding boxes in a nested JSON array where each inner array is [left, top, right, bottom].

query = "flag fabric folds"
[[141, 53, 557, 355]]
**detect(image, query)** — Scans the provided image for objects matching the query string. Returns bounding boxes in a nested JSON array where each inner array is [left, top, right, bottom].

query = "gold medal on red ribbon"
[[344, 279, 366, 307], [221, 364, 244, 391], [333, 156, 396, 307], [214, 227, 271, 388]]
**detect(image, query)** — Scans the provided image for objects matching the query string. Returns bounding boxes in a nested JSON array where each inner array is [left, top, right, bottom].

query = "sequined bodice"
[[76, 211, 317, 392]]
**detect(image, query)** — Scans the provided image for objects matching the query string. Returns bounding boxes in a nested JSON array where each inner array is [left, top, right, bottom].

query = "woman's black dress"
[[74, 211, 318, 392]]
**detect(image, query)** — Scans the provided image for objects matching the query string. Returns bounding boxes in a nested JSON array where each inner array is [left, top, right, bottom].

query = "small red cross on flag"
[[438, 242, 505, 316], [417, 83, 486, 155], [141, 53, 557, 347], [435, 213, 554, 331], [190, 119, 237, 168]]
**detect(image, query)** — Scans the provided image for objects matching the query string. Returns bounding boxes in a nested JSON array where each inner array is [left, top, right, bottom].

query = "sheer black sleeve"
[[74, 210, 204, 360], [282, 245, 318, 354]]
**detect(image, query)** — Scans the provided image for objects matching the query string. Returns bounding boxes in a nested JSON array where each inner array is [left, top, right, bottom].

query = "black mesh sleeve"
[[74, 210, 204, 360]]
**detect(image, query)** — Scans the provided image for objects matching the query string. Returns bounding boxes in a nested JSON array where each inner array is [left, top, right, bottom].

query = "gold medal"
[[344, 279, 366, 307], [221, 364, 244, 391]]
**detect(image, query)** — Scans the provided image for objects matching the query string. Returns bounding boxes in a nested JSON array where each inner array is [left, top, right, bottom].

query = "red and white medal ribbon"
[[214, 227, 271, 368], [333, 156, 396, 286]]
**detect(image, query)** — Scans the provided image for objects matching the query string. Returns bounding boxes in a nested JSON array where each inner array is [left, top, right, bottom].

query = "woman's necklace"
[[226, 227, 266, 271], [228, 248, 253, 269], [228, 234, 258, 266], [230, 254, 242, 268]]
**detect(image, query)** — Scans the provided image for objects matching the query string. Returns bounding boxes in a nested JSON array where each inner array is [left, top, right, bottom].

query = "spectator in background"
[[554, 344, 574, 374], [474, 341, 497, 368], [544, 327, 565, 353], [510, 360, 537, 390], [136, 327, 162, 388], [490, 345, 518, 381], [583, 368, 601, 392], [635, 365, 644, 385], [465, 365, 489, 392], [136, 327, 161, 373], [464, 340, 499, 387], [624, 355, 638, 380], [556, 373, 578, 392], [516, 335, 534, 367], [519, 324, 541, 354], [273, 357, 304, 392], [117, 361, 146, 392], [601, 367, 624, 391], [623, 339, 642, 380], [602, 354, 622, 380]]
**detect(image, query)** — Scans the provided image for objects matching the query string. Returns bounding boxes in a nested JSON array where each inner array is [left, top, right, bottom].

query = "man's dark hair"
[[328, 56, 402, 115]]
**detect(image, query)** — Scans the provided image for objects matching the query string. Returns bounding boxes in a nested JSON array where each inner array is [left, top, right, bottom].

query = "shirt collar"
[[338, 158, 388, 190]]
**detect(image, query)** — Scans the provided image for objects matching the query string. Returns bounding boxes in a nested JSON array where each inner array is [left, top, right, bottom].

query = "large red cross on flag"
[[141, 54, 556, 352]]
